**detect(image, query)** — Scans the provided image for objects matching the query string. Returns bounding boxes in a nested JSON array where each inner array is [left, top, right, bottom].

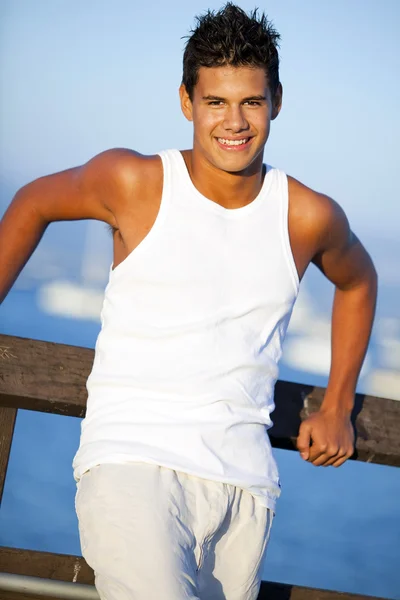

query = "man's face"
[[180, 65, 281, 174]]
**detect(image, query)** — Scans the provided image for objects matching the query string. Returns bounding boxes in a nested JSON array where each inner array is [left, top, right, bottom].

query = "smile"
[[215, 137, 253, 151], [218, 137, 249, 145]]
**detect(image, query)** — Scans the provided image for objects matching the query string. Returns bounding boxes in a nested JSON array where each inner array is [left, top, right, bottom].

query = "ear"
[[271, 82, 283, 120], [179, 84, 193, 122]]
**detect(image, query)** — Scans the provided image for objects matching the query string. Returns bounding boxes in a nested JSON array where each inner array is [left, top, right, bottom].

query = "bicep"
[[312, 201, 375, 290], [16, 149, 138, 226], [24, 164, 114, 226]]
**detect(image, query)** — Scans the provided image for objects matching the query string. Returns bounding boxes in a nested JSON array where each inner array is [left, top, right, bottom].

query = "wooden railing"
[[0, 333, 399, 599]]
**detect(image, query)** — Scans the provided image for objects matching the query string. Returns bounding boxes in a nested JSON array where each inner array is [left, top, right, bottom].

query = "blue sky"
[[0, 1, 399, 598]]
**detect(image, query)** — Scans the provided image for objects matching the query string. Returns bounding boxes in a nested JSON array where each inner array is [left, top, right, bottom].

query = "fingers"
[[297, 421, 312, 461], [309, 445, 335, 466], [297, 412, 354, 467], [331, 449, 354, 468], [310, 446, 354, 467], [308, 444, 336, 466]]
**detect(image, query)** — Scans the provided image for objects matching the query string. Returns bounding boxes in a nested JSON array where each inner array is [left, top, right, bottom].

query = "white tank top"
[[73, 149, 299, 511]]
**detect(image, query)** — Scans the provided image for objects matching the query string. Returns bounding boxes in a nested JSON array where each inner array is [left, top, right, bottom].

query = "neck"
[[181, 148, 265, 209]]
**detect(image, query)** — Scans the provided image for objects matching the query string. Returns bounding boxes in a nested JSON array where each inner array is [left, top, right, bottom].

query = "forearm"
[[0, 187, 49, 303], [323, 267, 378, 413]]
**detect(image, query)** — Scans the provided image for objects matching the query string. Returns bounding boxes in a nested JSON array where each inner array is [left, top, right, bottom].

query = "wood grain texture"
[[0, 547, 94, 585], [0, 334, 399, 466], [0, 548, 385, 600], [0, 334, 93, 418], [270, 381, 400, 467], [0, 406, 17, 505]]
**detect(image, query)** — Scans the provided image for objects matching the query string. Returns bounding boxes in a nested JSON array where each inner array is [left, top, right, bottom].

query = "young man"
[[0, 4, 377, 600]]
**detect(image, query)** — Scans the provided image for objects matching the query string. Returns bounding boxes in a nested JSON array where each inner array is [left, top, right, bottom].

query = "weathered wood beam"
[[0, 547, 386, 600], [0, 335, 92, 418], [0, 406, 17, 505], [270, 381, 400, 466], [0, 547, 93, 585], [0, 334, 399, 466]]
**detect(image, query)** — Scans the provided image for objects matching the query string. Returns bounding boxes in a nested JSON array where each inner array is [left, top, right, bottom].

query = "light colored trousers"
[[75, 463, 273, 600]]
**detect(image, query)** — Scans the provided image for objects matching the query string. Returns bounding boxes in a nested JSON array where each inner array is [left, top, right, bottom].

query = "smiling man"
[[0, 3, 377, 600]]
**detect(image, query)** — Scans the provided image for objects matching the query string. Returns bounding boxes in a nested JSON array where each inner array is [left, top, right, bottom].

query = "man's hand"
[[297, 408, 355, 467]]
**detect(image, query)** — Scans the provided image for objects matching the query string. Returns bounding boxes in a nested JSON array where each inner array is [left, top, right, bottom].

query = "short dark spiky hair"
[[182, 3, 281, 100]]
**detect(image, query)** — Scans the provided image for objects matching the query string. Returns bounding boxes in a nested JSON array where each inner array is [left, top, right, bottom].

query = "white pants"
[[75, 463, 273, 600]]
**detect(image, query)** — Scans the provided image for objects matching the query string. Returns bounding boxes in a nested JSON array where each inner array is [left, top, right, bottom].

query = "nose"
[[223, 105, 249, 133]]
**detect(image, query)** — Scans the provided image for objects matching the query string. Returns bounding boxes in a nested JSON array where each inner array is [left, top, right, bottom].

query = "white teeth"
[[218, 138, 249, 146]]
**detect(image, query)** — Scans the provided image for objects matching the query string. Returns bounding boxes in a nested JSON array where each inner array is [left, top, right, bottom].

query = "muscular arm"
[[312, 201, 377, 411], [289, 179, 377, 467], [0, 149, 142, 303]]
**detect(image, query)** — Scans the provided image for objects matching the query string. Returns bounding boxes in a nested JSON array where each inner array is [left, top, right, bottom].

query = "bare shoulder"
[[287, 176, 376, 288], [88, 147, 161, 175], [286, 175, 353, 279], [85, 148, 162, 199], [78, 148, 163, 228], [288, 175, 351, 252], [9, 148, 163, 230]]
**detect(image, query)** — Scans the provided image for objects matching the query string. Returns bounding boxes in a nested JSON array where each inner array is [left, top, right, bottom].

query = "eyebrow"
[[202, 95, 267, 102]]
